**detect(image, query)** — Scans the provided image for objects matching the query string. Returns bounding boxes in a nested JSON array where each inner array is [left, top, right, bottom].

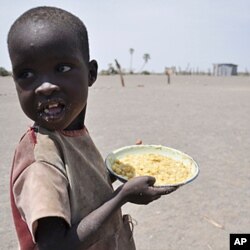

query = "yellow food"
[[112, 153, 192, 185]]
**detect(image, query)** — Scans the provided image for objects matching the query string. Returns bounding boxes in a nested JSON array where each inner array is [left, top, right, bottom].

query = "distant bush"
[[0, 67, 11, 76], [99, 69, 118, 75], [141, 70, 150, 75]]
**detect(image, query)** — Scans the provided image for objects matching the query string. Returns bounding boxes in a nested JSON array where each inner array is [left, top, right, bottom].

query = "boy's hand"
[[120, 176, 178, 205]]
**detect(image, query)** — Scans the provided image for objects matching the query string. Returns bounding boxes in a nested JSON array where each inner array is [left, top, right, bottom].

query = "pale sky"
[[0, 0, 249, 73]]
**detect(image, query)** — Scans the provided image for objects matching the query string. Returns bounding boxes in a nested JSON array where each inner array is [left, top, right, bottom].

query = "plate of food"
[[105, 145, 199, 187]]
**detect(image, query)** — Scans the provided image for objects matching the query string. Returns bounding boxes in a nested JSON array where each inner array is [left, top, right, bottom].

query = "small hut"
[[213, 63, 238, 76]]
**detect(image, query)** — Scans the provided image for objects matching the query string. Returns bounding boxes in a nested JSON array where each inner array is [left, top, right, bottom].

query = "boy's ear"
[[88, 60, 98, 86]]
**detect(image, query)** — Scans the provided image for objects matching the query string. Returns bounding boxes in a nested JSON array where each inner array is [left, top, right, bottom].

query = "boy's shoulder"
[[11, 127, 38, 183], [11, 126, 64, 183]]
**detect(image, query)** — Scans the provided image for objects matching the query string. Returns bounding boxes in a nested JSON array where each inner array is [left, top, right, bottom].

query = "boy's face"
[[9, 21, 97, 131]]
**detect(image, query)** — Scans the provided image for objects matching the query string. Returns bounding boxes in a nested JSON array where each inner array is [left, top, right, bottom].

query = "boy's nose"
[[35, 82, 59, 96]]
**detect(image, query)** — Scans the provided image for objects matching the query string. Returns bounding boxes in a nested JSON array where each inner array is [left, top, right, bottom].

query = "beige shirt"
[[12, 126, 135, 249]]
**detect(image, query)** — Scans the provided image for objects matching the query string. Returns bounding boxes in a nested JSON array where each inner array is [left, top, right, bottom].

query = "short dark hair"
[[8, 6, 90, 62]]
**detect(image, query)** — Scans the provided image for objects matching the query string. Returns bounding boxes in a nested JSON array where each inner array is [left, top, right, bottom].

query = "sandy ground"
[[0, 75, 249, 250]]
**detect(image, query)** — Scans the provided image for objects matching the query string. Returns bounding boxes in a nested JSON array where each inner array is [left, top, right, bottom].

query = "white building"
[[213, 64, 238, 76]]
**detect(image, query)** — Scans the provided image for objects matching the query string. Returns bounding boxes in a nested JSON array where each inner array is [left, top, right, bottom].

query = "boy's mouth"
[[37, 99, 66, 122]]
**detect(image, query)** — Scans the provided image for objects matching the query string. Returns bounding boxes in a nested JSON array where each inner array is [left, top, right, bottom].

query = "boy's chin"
[[33, 111, 85, 131], [35, 119, 84, 131], [35, 119, 68, 131]]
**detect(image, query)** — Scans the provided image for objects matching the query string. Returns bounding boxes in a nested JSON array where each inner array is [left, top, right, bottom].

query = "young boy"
[[8, 6, 177, 250]]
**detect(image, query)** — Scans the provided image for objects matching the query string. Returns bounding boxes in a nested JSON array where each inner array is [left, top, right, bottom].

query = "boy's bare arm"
[[36, 176, 177, 250]]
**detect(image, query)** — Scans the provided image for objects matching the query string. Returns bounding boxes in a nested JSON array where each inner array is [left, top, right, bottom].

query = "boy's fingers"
[[152, 186, 179, 195], [164, 186, 179, 194], [146, 176, 156, 186], [153, 194, 161, 200]]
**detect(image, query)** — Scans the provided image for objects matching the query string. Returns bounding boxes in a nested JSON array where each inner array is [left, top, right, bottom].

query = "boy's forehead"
[[8, 20, 86, 68], [14, 20, 76, 47]]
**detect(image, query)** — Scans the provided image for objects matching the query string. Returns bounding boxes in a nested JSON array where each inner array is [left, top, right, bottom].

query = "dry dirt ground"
[[1, 75, 249, 250]]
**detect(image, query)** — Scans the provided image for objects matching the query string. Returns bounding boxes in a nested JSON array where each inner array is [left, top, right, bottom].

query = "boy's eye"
[[57, 65, 71, 73], [18, 70, 34, 79]]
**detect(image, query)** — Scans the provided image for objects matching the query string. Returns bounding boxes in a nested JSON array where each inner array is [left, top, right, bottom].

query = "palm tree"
[[129, 48, 134, 73], [140, 53, 151, 72]]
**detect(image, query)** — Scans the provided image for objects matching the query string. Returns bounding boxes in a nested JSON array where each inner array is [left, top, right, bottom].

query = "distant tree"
[[0, 67, 11, 76], [129, 48, 134, 73], [140, 53, 150, 72]]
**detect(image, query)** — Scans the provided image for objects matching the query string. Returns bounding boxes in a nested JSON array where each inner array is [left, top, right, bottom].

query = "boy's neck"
[[64, 121, 85, 131], [62, 108, 86, 131]]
